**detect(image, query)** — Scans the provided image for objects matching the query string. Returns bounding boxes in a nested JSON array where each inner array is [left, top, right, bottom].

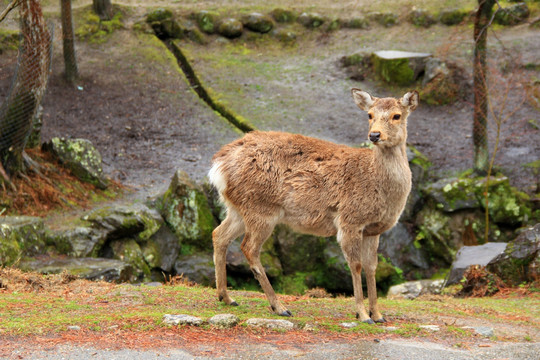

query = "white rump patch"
[[208, 161, 227, 196]]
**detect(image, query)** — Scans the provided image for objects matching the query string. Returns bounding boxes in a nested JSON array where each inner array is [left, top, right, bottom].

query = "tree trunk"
[[93, 0, 113, 21], [472, 0, 495, 174], [0, 0, 52, 177], [61, 0, 78, 83]]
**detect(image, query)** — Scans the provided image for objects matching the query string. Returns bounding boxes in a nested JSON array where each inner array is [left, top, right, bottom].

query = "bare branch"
[[0, 0, 20, 23]]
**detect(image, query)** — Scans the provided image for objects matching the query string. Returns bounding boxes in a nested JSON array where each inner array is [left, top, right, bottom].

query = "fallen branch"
[[0, 0, 20, 23]]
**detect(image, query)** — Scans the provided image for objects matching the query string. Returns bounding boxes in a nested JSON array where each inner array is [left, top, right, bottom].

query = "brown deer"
[[209, 89, 418, 323]]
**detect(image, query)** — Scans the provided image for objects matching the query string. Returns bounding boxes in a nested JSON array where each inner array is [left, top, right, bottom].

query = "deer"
[[208, 88, 418, 324]]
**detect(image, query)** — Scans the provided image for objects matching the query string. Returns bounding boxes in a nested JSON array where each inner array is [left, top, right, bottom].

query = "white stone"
[[163, 314, 203, 326], [208, 314, 240, 328], [340, 322, 359, 329], [419, 325, 440, 331], [245, 318, 294, 330]]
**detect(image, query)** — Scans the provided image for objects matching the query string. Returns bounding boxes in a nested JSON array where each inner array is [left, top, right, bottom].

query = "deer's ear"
[[351, 88, 375, 111], [400, 91, 419, 111]]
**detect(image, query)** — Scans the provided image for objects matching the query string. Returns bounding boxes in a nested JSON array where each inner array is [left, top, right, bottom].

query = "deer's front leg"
[[363, 234, 386, 323], [339, 226, 372, 324]]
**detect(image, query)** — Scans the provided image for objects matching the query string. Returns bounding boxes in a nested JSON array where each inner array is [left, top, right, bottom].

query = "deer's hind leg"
[[241, 217, 291, 316], [213, 207, 245, 306]]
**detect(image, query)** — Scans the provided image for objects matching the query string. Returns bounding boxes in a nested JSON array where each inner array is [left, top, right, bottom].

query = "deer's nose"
[[369, 132, 381, 143]]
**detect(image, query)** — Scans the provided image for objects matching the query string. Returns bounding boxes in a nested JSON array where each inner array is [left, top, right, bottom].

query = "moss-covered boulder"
[[217, 18, 243, 38], [379, 223, 429, 274], [342, 17, 370, 29], [195, 10, 220, 34], [242, 13, 274, 34], [108, 238, 151, 279], [478, 176, 531, 226], [83, 203, 163, 244], [372, 50, 431, 86], [146, 8, 173, 23], [408, 9, 436, 27], [174, 252, 215, 286], [368, 12, 399, 27], [226, 237, 282, 278], [415, 208, 456, 265], [143, 225, 181, 272], [420, 58, 461, 105], [155, 170, 215, 250], [487, 224, 539, 285], [273, 224, 327, 273], [20, 257, 135, 282], [271, 29, 297, 44], [298, 12, 326, 28], [439, 9, 469, 25], [402, 145, 431, 222], [270, 8, 297, 23], [0, 217, 46, 266], [50, 226, 108, 258], [44, 137, 108, 189], [423, 177, 479, 212], [495, 3, 530, 26]]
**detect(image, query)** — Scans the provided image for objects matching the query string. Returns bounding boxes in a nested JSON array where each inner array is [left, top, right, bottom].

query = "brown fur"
[[209, 89, 419, 322]]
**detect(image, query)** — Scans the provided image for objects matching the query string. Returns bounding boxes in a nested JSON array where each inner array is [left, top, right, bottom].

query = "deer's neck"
[[372, 143, 411, 190]]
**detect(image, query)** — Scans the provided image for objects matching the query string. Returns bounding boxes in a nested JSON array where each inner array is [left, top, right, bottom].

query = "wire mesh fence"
[[0, 22, 53, 159]]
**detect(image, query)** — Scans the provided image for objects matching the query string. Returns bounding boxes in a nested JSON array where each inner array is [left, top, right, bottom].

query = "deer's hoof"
[[230, 301, 239, 306], [279, 310, 293, 317], [374, 317, 387, 323], [362, 318, 375, 325]]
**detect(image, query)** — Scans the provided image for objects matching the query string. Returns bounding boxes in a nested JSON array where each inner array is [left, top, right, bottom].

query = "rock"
[[208, 314, 239, 328], [303, 323, 318, 331], [271, 29, 297, 44], [195, 10, 219, 34], [242, 13, 274, 34], [270, 8, 297, 23], [226, 237, 281, 278], [462, 326, 494, 337], [439, 9, 468, 25], [0, 216, 45, 266], [142, 225, 180, 272], [52, 226, 107, 258], [298, 13, 325, 28], [217, 18, 243, 39], [323, 240, 353, 293], [495, 3, 530, 26], [408, 9, 436, 27], [342, 17, 370, 29], [67, 326, 81, 331], [387, 279, 444, 299], [146, 8, 173, 23], [274, 225, 326, 274], [163, 314, 203, 326], [415, 208, 456, 265], [447, 243, 508, 285], [487, 224, 539, 285], [155, 170, 215, 250], [368, 12, 399, 27], [43, 138, 108, 189], [174, 252, 215, 286], [379, 223, 429, 272], [152, 18, 186, 39], [419, 325, 440, 331], [245, 318, 294, 330], [372, 50, 431, 86], [422, 58, 450, 87], [423, 177, 478, 212], [402, 145, 431, 222], [108, 238, 150, 279], [340, 322, 359, 329], [20, 257, 134, 282], [83, 203, 163, 244]]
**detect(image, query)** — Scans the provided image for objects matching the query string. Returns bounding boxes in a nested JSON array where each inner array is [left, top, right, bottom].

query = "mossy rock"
[[216, 18, 243, 39], [155, 170, 215, 250], [495, 3, 530, 26], [0, 216, 46, 266], [185, 27, 206, 44], [44, 137, 108, 189], [151, 18, 186, 39], [195, 10, 219, 34], [439, 9, 468, 25], [342, 17, 370, 29], [298, 12, 326, 28], [415, 208, 456, 265], [242, 13, 274, 34], [408, 9, 436, 28], [48, 226, 107, 258], [226, 237, 283, 278], [271, 29, 297, 44], [372, 50, 431, 86], [0, 29, 19, 53], [146, 8, 173, 23], [76, 10, 123, 44], [173, 252, 215, 286], [270, 8, 297, 23], [368, 12, 399, 27], [108, 238, 151, 280]]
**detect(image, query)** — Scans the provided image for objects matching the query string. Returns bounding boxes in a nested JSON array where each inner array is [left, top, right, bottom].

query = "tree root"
[[0, 161, 16, 192]]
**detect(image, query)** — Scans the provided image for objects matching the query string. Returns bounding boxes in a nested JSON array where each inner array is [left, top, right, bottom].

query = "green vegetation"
[[75, 6, 124, 44]]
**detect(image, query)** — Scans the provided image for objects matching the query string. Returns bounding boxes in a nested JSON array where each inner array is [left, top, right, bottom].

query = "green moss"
[[372, 55, 415, 86], [76, 8, 124, 44], [439, 9, 469, 25], [270, 8, 297, 23], [110, 239, 151, 279], [0, 29, 19, 53], [146, 8, 173, 23], [195, 10, 220, 34], [416, 208, 455, 265]]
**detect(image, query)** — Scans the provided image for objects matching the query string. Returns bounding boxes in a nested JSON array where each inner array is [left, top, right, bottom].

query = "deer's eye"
[[392, 114, 401, 120]]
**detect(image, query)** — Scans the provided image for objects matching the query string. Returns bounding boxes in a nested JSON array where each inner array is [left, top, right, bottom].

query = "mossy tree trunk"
[[93, 0, 113, 21], [472, 0, 495, 175], [61, 0, 78, 83], [0, 0, 51, 181]]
